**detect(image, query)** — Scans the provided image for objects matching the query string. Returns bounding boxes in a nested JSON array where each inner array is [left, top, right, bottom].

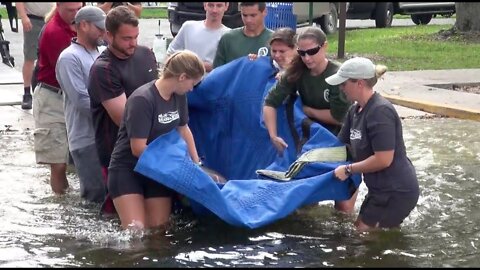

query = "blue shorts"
[[359, 191, 419, 228], [108, 168, 174, 199]]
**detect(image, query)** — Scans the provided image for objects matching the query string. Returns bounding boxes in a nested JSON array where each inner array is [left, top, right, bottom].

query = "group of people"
[[22, 2, 419, 233]]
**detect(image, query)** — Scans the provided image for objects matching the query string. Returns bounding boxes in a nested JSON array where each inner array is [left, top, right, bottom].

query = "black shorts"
[[108, 168, 174, 199], [359, 191, 419, 228]]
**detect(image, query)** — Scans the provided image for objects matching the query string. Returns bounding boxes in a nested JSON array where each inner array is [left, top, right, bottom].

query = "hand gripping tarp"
[[134, 56, 361, 229]]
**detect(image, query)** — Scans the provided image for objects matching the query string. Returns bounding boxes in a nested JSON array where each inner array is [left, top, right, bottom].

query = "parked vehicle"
[[167, 2, 340, 36], [346, 2, 456, 28]]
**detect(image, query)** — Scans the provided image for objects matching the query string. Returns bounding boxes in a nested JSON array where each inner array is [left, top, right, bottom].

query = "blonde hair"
[[44, 4, 57, 23], [161, 50, 205, 80], [365, 64, 388, 87]]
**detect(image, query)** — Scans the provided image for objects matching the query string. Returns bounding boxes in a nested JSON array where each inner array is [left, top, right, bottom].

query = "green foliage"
[[326, 25, 480, 71], [0, 7, 7, 20], [140, 8, 168, 19]]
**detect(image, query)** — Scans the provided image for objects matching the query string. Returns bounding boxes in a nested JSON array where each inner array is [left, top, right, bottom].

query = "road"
[[1, 17, 455, 73]]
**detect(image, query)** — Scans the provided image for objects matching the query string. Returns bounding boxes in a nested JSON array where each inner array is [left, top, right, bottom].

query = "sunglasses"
[[297, 45, 322, 57]]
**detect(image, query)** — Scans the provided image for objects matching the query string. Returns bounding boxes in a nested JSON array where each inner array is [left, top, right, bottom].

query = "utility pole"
[[337, 2, 347, 59]]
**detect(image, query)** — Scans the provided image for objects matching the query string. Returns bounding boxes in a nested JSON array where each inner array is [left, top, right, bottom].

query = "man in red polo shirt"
[[32, 2, 82, 195]]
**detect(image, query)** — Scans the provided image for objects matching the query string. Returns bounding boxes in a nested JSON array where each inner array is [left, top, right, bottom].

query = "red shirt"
[[37, 11, 77, 88]]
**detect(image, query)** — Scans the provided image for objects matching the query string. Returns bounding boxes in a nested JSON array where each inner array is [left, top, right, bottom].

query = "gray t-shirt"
[[56, 40, 100, 151], [167, 20, 230, 64], [24, 2, 55, 17], [109, 80, 189, 169], [338, 92, 419, 194]]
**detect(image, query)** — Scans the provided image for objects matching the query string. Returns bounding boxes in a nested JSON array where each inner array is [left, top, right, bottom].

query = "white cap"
[[325, 57, 376, 85]]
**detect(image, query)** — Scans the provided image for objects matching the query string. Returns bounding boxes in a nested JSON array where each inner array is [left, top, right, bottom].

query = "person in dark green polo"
[[213, 2, 273, 68], [263, 27, 357, 214]]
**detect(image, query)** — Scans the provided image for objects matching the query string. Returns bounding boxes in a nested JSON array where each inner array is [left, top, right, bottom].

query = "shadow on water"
[[1, 117, 479, 267]]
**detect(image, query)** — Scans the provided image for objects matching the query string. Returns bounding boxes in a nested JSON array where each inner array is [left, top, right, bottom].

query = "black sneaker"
[[21, 94, 32, 110]]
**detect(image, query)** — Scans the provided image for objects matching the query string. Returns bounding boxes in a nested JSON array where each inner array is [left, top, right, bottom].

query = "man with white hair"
[[32, 2, 82, 196]]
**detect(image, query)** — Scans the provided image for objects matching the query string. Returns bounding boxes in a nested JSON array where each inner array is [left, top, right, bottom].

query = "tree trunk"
[[455, 2, 480, 32]]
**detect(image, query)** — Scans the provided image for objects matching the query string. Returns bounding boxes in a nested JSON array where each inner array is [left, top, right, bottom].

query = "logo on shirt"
[[324, 89, 330, 102], [257, 47, 269, 57], [350, 128, 362, 141], [158, 111, 179, 124]]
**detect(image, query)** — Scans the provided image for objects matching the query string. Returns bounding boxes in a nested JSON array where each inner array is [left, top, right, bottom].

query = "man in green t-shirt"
[[213, 2, 273, 68]]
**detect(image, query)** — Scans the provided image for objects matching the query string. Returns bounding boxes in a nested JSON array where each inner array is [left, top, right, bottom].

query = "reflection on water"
[[1, 117, 479, 267]]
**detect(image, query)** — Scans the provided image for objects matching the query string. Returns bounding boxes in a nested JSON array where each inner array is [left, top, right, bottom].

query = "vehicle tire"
[[374, 2, 393, 28], [169, 22, 181, 37], [316, 3, 338, 34], [411, 14, 433, 25]]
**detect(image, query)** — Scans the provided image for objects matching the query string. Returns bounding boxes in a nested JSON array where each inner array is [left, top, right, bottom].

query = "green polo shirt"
[[264, 60, 351, 132], [213, 27, 273, 68]]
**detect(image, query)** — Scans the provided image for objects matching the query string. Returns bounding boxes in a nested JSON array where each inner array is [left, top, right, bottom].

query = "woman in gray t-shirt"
[[326, 57, 420, 232], [108, 50, 205, 231]]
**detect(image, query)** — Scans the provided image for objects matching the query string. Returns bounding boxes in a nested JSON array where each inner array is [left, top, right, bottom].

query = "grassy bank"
[[326, 24, 480, 71]]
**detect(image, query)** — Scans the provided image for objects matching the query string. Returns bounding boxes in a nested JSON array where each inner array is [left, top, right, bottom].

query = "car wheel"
[[411, 14, 433, 25], [316, 3, 338, 34], [169, 22, 181, 37], [375, 2, 393, 28]]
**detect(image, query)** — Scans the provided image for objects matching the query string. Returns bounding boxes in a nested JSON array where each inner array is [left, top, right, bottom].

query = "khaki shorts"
[[32, 84, 69, 164], [23, 16, 45, 61]]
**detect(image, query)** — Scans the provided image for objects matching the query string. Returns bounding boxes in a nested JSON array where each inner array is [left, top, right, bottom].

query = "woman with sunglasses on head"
[[326, 57, 419, 232], [262, 26, 357, 213], [248, 27, 297, 78]]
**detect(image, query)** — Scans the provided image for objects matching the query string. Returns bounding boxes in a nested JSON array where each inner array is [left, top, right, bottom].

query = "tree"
[[455, 2, 480, 32]]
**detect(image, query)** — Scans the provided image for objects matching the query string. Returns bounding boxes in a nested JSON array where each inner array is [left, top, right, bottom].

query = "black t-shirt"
[[109, 80, 189, 169], [338, 92, 419, 194], [88, 46, 158, 167]]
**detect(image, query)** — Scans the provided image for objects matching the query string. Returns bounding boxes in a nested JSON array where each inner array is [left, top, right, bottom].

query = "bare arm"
[[126, 2, 143, 17], [303, 105, 341, 126], [130, 138, 148, 157], [101, 93, 127, 126], [334, 150, 395, 180], [96, 2, 113, 14], [177, 125, 200, 163], [203, 61, 213, 73], [263, 105, 288, 154], [16, 2, 32, 32]]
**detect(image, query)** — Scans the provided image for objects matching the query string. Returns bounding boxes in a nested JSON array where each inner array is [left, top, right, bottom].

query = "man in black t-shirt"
[[88, 6, 157, 214]]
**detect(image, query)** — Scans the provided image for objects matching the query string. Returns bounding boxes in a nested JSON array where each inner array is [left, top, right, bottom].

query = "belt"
[[27, 14, 45, 21], [38, 82, 62, 95]]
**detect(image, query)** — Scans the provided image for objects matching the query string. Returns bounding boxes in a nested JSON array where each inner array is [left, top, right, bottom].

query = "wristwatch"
[[344, 163, 352, 176]]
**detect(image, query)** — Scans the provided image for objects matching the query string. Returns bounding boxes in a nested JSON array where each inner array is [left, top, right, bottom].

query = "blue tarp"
[[134, 56, 361, 229]]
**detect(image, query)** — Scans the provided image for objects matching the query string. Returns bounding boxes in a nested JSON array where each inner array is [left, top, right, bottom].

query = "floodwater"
[[0, 117, 479, 267]]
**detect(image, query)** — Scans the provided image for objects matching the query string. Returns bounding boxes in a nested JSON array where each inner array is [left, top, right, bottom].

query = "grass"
[[0, 8, 7, 20], [326, 24, 480, 71], [140, 7, 167, 19]]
